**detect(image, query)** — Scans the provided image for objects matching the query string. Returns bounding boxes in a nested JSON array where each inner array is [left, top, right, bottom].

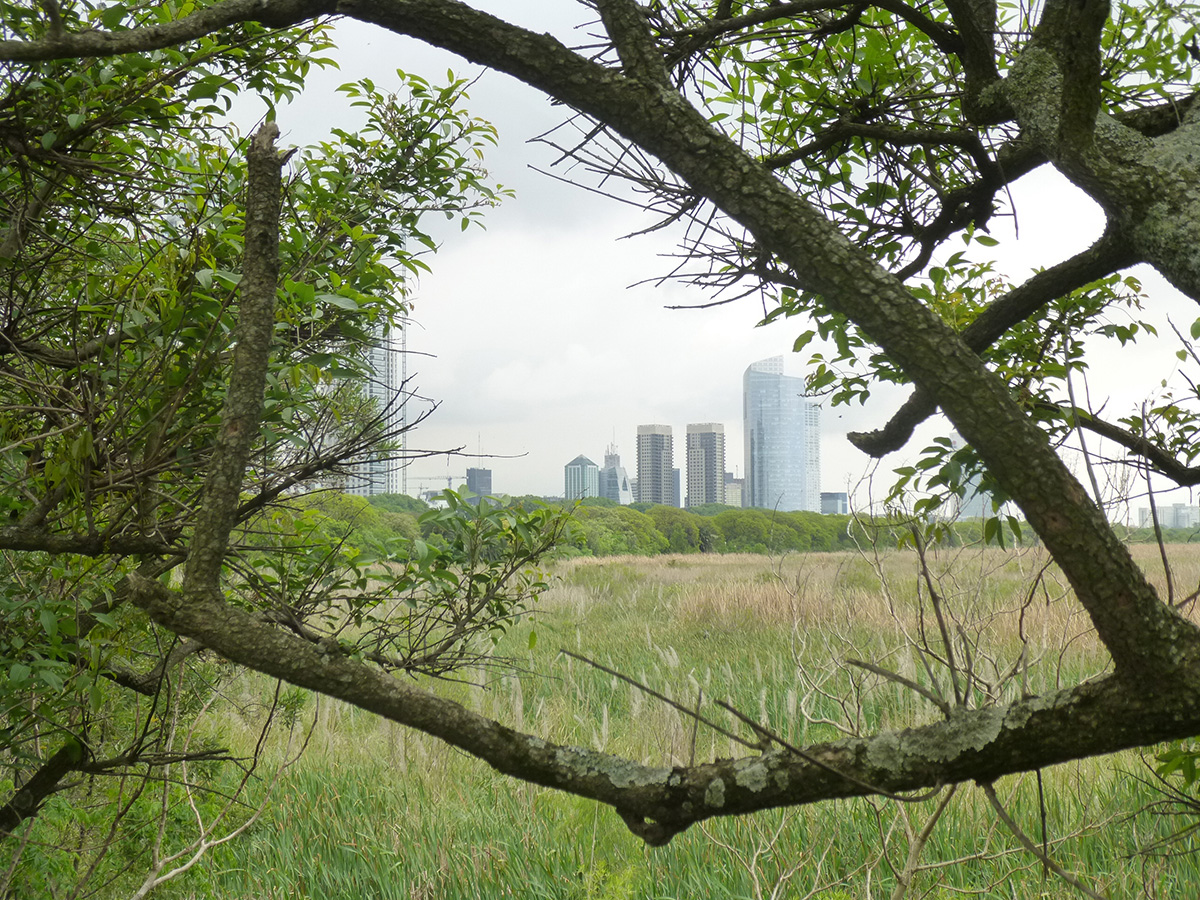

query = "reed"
[[161, 544, 1200, 899]]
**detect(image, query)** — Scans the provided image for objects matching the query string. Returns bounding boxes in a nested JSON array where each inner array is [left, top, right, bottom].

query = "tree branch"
[[181, 123, 287, 596], [0, 0, 334, 62], [660, 0, 962, 60], [0, 527, 177, 556], [849, 226, 1136, 456], [127, 567, 1200, 845], [1059, 405, 1200, 488], [597, 0, 672, 87], [0, 739, 86, 839]]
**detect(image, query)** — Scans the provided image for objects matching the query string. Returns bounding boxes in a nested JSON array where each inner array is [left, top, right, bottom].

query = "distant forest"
[[273, 491, 1177, 559]]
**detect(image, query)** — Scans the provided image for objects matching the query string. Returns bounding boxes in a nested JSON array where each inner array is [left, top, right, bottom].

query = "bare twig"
[[980, 782, 1110, 900]]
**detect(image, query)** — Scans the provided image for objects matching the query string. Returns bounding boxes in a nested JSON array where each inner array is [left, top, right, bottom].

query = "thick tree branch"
[[1004, 3, 1200, 302], [1027, 0, 1108, 152], [1062, 405, 1200, 488], [0, 527, 177, 556], [128, 567, 1200, 845], [0, 739, 86, 839], [943, 0, 1008, 123], [0, 0, 334, 61], [181, 123, 287, 595], [597, 0, 672, 87]]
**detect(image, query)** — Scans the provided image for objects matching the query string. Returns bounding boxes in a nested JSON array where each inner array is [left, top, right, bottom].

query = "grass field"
[[164, 542, 1200, 899]]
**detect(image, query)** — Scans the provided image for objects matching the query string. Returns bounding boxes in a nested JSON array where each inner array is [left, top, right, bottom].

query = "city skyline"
[[242, 13, 1197, 514]]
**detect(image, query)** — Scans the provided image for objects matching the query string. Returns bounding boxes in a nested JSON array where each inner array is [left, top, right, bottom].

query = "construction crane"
[[409, 474, 464, 501]]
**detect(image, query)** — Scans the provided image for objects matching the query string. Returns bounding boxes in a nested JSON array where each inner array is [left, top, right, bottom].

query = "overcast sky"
[[236, 4, 1197, 512]]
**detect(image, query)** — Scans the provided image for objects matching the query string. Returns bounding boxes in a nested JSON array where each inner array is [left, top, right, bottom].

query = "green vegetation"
[[5, 0, 1200, 895], [132, 548, 1200, 898]]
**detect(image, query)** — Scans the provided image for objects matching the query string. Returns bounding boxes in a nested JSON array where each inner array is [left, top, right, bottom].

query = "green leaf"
[[101, 4, 126, 28], [40, 607, 58, 639], [318, 292, 359, 311]]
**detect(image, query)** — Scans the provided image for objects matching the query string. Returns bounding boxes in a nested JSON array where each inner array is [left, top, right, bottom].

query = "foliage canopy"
[[3, 0, 1200, 893]]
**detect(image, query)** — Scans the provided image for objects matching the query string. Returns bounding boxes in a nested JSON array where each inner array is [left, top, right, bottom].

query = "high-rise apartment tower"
[[743, 357, 821, 512], [686, 423, 726, 507], [636, 425, 675, 506], [347, 327, 405, 497]]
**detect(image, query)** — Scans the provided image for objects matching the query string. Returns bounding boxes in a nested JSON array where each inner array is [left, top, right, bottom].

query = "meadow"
[[163, 541, 1200, 899]]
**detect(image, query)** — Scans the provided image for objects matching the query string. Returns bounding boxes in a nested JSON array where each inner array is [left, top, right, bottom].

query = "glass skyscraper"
[[599, 444, 634, 505], [743, 357, 820, 512]]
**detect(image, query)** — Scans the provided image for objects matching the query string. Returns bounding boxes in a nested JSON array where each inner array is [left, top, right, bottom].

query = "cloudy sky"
[[238, 4, 1196, 511]]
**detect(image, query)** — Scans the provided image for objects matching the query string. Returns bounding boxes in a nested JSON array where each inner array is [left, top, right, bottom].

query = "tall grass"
[[162, 544, 1200, 899]]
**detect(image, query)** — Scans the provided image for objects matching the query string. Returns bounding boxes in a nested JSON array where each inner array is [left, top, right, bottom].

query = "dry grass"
[[173, 541, 1200, 900], [554, 541, 1200, 647]]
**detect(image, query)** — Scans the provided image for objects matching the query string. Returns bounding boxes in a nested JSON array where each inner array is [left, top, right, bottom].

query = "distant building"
[[347, 326, 404, 496], [949, 433, 993, 519], [743, 357, 821, 512], [636, 425, 674, 506], [599, 444, 634, 505], [1140, 503, 1200, 529], [725, 473, 744, 508], [564, 455, 600, 501], [821, 492, 849, 515], [466, 467, 492, 496], [686, 423, 726, 507]]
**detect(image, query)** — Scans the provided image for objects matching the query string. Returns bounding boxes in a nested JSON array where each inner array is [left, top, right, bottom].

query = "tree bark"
[[8, 0, 1200, 846]]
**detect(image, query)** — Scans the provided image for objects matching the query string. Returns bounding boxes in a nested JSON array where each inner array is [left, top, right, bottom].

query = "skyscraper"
[[347, 326, 405, 497], [743, 357, 820, 512], [948, 433, 993, 518], [686, 423, 726, 507], [599, 444, 634, 505], [564, 455, 600, 501], [636, 425, 674, 506], [466, 467, 492, 496]]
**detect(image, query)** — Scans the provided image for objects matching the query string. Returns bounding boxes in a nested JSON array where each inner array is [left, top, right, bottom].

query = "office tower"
[[1140, 503, 1200, 529], [725, 473, 744, 508], [686, 423, 726, 507], [599, 444, 634, 505], [564, 455, 600, 501], [948, 433, 992, 518], [821, 492, 849, 515], [636, 425, 674, 506], [347, 326, 405, 496], [466, 467, 492, 496], [743, 357, 821, 512]]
